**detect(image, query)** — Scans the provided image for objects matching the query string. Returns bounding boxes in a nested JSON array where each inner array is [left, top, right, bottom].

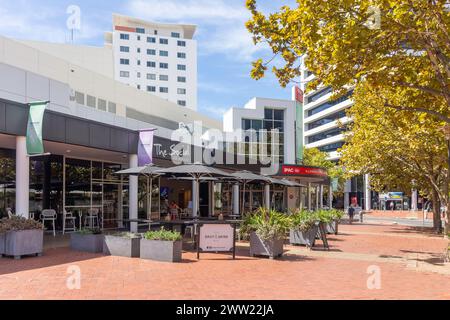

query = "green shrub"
[[316, 209, 333, 223], [329, 209, 344, 220], [240, 207, 290, 241], [0, 216, 43, 234], [290, 209, 317, 232], [144, 228, 182, 241]]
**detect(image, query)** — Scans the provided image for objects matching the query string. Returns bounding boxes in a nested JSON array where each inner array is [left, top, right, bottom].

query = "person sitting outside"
[[169, 201, 180, 220]]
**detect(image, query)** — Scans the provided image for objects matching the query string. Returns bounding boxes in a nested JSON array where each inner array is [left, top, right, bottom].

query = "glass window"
[[159, 50, 169, 57], [147, 49, 156, 55], [242, 119, 251, 130], [147, 86, 156, 92], [264, 109, 273, 119], [120, 58, 130, 65], [160, 87, 169, 93], [147, 61, 156, 68], [159, 75, 169, 81], [160, 63, 168, 69], [147, 37, 156, 43], [108, 102, 116, 114], [75, 91, 85, 105], [171, 32, 180, 38], [65, 158, 91, 208], [98, 99, 107, 111], [177, 100, 186, 106], [147, 73, 156, 80], [86, 95, 96, 108], [120, 46, 129, 52], [177, 64, 186, 71], [160, 38, 168, 44], [136, 27, 145, 34], [177, 88, 186, 95], [177, 40, 186, 47], [120, 34, 129, 40], [306, 86, 333, 104], [0, 149, 15, 218], [307, 90, 353, 117], [120, 71, 129, 78], [274, 109, 284, 121], [307, 127, 345, 144], [177, 52, 186, 59], [177, 76, 186, 83]]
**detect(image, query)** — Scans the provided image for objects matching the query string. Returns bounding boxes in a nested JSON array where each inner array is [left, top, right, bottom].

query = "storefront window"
[[0, 148, 15, 218]]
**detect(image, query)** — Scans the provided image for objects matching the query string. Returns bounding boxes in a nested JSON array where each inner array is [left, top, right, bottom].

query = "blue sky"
[[0, 0, 295, 120]]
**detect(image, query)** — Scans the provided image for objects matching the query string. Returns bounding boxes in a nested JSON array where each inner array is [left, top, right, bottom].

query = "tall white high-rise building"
[[105, 14, 198, 110]]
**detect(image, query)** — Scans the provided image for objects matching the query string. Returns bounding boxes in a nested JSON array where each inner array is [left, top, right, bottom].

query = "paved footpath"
[[0, 222, 449, 300]]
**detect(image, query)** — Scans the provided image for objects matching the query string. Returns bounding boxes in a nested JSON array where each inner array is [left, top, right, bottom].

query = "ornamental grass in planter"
[[317, 209, 340, 235], [70, 228, 104, 253], [0, 216, 43, 259], [103, 232, 141, 258], [140, 228, 183, 262], [241, 208, 290, 259], [289, 210, 319, 248]]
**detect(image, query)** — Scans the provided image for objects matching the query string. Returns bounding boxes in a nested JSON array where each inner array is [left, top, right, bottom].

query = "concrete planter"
[[70, 233, 104, 253], [103, 235, 141, 258], [4, 229, 43, 259], [290, 224, 319, 248], [0, 233, 5, 257], [326, 220, 339, 235], [140, 239, 182, 262], [249, 231, 284, 259]]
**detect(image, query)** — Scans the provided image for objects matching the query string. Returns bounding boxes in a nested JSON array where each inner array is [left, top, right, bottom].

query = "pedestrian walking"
[[348, 205, 355, 224]]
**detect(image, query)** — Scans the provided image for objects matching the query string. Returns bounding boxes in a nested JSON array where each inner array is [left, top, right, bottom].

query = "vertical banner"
[[138, 129, 156, 166], [26, 101, 49, 155], [292, 86, 304, 164]]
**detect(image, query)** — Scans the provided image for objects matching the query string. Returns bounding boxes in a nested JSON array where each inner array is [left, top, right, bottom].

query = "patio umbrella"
[[115, 164, 164, 221], [229, 171, 271, 214], [155, 163, 234, 217]]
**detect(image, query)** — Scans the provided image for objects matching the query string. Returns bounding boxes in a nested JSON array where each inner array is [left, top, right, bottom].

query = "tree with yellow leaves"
[[246, 0, 449, 233]]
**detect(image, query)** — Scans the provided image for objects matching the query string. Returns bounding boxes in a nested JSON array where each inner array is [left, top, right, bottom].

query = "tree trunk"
[[431, 189, 442, 234]]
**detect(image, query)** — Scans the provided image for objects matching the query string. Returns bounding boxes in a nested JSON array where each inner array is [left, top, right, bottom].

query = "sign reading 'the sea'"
[[199, 224, 234, 252]]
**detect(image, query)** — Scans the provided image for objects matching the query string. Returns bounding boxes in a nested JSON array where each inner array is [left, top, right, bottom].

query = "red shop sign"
[[281, 165, 328, 177]]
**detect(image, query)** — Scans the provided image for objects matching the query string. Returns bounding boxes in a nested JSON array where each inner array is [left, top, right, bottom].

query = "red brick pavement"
[[0, 223, 449, 300]]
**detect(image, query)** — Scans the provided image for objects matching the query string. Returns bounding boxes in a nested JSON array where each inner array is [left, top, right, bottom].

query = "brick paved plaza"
[[0, 221, 449, 300]]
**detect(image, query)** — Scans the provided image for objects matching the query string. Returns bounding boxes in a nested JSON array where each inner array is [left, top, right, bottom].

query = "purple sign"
[[138, 129, 155, 166]]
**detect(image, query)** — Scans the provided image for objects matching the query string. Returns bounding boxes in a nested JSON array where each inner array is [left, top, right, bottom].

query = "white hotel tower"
[[105, 14, 198, 110]]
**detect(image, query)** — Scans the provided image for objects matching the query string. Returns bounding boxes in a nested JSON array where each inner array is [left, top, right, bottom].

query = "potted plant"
[[140, 228, 183, 262], [70, 228, 104, 253], [241, 208, 290, 259], [289, 210, 319, 248], [103, 232, 141, 258], [0, 216, 43, 259]]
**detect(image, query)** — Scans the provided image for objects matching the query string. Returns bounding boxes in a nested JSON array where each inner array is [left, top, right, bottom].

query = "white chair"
[[40, 209, 57, 237], [62, 210, 77, 234], [84, 208, 100, 229]]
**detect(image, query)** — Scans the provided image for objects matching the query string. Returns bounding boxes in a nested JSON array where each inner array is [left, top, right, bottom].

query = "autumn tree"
[[340, 82, 447, 232], [246, 0, 449, 232]]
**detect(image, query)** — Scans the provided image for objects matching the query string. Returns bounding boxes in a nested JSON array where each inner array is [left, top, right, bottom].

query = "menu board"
[[199, 224, 234, 252]]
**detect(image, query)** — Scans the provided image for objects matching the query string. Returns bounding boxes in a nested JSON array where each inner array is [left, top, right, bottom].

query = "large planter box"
[[103, 235, 140, 258], [140, 239, 182, 262], [249, 232, 284, 259], [0, 233, 5, 257], [70, 233, 104, 253], [325, 220, 339, 235], [290, 224, 319, 248], [4, 230, 43, 259]]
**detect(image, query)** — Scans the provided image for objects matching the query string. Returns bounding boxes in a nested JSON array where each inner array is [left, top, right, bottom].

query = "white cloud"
[[127, 0, 247, 22], [125, 0, 265, 62], [199, 104, 229, 119], [0, 1, 103, 43]]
